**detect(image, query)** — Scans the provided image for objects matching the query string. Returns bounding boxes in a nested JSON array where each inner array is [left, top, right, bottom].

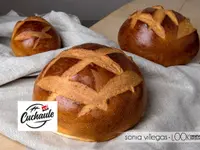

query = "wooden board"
[[1, 0, 199, 149], [0, 134, 25, 150], [91, 0, 200, 42]]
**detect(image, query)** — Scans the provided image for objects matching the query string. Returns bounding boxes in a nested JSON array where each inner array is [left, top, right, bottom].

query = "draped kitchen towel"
[[0, 10, 200, 150]]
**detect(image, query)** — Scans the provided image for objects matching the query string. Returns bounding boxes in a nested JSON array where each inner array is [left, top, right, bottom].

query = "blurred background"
[[0, 0, 132, 27]]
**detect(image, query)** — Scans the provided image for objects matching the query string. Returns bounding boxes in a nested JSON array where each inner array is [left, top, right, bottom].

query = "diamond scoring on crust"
[[13, 17, 52, 49], [129, 5, 196, 39], [36, 48, 143, 117]]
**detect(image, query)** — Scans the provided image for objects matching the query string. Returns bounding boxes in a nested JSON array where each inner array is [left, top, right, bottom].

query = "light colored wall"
[[0, 0, 132, 20]]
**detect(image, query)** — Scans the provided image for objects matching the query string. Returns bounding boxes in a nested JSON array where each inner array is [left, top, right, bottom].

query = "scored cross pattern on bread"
[[11, 16, 61, 56], [14, 19, 52, 49], [37, 48, 142, 117], [130, 5, 196, 39]]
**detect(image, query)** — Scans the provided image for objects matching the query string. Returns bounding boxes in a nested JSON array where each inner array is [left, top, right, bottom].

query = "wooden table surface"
[[1, 0, 200, 149], [91, 0, 200, 42]]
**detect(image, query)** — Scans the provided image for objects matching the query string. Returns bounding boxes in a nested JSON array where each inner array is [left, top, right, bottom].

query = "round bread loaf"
[[33, 43, 147, 142], [11, 16, 61, 56], [118, 5, 199, 66]]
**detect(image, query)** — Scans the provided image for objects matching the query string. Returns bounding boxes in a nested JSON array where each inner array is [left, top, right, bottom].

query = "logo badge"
[[18, 101, 57, 131]]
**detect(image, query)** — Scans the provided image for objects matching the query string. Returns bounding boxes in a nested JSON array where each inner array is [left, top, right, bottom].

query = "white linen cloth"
[[0, 10, 200, 150]]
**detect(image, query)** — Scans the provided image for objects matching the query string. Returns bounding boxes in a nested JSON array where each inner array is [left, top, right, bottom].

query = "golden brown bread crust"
[[118, 5, 199, 67], [33, 43, 146, 142], [11, 16, 61, 56]]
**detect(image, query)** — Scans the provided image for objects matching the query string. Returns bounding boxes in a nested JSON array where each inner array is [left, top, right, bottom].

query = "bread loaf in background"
[[118, 5, 199, 67], [11, 16, 61, 56]]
